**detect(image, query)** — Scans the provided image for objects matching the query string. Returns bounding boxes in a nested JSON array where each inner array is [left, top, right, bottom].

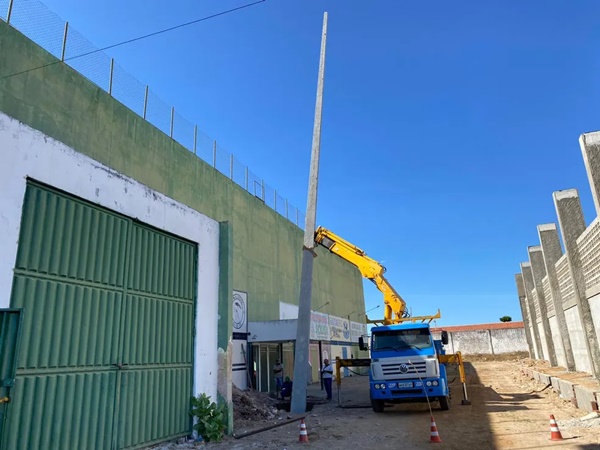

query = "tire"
[[439, 395, 450, 411], [371, 400, 385, 413]]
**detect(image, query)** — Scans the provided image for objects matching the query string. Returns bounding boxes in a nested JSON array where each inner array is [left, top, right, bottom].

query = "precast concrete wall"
[[588, 293, 600, 345], [432, 323, 528, 356], [564, 306, 592, 373], [548, 315, 567, 368]]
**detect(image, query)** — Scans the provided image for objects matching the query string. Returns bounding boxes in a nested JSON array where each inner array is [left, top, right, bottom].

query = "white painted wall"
[[564, 305, 593, 374], [490, 328, 529, 354], [451, 330, 492, 354], [548, 315, 567, 368], [0, 112, 220, 400], [537, 322, 549, 361]]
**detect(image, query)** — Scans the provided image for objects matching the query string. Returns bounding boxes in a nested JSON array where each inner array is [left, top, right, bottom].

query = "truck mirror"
[[358, 336, 367, 351], [441, 330, 449, 345]]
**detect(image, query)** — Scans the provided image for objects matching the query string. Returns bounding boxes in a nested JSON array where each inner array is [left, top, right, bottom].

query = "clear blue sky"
[[35, 0, 600, 325]]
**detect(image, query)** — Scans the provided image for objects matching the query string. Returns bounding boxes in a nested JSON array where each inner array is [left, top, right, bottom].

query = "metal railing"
[[1, 0, 306, 229]]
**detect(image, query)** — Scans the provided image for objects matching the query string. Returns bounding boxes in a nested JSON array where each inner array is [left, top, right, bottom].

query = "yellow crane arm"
[[314, 226, 408, 324]]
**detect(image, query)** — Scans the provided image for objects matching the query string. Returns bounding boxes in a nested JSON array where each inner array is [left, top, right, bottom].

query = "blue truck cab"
[[361, 323, 451, 413]]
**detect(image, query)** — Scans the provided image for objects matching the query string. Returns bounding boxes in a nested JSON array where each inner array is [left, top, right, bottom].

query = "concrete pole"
[[515, 274, 536, 358], [521, 262, 544, 359], [291, 11, 328, 415], [528, 246, 557, 366], [537, 223, 576, 371], [580, 131, 600, 217], [553, 189, 600, 378]]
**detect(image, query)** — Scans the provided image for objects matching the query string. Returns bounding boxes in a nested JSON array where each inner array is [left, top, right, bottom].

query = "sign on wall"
[[310, 311, 330, 341], [232, 291, 249, 390], [232, 291, 248, 341], [329, 315, 351, 342], [350, 321, 367, 343]]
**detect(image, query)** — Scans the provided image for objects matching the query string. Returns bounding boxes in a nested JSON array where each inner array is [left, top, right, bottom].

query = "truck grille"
[[381, 361, 427, 377]]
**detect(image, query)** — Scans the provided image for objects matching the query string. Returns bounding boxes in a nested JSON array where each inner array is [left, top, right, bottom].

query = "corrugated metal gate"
[[4, 182, 197, 450]]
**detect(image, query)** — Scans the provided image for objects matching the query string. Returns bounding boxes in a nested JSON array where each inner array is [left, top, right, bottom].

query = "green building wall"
[[0, 20, 365, 322]]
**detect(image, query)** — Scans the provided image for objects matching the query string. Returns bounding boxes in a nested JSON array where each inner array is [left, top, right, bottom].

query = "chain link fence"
[[1, 0, 305, 229]]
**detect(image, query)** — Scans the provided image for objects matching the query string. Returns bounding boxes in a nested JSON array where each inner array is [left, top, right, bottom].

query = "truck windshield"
[[372, 329, 432, 351]]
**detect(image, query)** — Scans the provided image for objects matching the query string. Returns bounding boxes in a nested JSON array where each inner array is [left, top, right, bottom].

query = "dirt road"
[[160, 360, 600, 449]]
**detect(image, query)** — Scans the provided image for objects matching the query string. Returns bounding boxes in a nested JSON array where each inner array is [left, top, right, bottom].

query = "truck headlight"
[[426, 381, 432, 387], [432, 380, 439, 386], [375, 384, 380, 389]]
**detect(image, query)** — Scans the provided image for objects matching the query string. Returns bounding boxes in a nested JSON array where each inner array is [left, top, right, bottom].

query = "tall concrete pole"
[[521, 262, 543, 359], [290, 11, 328, 415], [537, 224, 576, 371], [515, 273, 536, 358], [528, 246, 557, 366]]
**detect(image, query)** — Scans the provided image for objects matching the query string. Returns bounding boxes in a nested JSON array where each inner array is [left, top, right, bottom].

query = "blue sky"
[[32, 0, 600, 325]]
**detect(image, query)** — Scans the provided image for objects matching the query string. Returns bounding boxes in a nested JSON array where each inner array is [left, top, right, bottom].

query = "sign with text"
[[328, 315, 351, 342], [350, 321, 368, 343], [310, 311, 330, 341]]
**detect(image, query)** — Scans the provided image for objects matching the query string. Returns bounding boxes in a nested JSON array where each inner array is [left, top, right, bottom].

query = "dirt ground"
[[157, 357, 600, 449]]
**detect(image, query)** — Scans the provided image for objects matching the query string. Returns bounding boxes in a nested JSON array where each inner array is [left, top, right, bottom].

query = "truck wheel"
[[371, 400, 385, 413], [439, 395, 450, 411]]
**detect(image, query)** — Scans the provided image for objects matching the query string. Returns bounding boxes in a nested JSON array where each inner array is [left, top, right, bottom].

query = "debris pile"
[[233, 385, 280, 425]]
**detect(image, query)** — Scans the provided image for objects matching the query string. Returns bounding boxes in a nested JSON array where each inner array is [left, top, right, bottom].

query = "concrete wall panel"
[[565, 306, 593, 373], [548, 315, 567, 368], [490, 328, 528, 354], [451, 330, 492, 355], [589, 293, 600, 346], [537, 322, 550, 360]]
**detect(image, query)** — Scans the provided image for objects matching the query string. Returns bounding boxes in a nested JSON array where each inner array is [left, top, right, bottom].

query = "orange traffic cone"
[[430, 415, 442, 443], [549, 415, 563, 441], [299, 419, 309, 443]]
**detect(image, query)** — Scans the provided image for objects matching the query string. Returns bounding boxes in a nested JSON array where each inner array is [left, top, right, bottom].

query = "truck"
[[314, 226, 470, 412]]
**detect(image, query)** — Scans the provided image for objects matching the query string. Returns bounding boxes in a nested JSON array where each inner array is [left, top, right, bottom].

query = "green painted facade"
[[0, 20, 365, 321]]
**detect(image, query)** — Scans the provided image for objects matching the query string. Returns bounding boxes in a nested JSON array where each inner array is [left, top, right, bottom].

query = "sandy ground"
[[156, 358, 600, 449]]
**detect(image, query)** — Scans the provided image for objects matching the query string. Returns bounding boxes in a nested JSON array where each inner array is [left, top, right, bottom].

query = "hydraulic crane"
[[314, 226, 471, 411]]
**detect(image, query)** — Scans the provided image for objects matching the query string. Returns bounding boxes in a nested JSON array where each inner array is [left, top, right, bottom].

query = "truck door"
[[0, 309, 23, 448]]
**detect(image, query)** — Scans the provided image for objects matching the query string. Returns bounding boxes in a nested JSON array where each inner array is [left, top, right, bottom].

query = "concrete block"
[[550, 376, 561, 391], [532, 371, 541, 382], [574, 385, 599, 413], [538, 373, 551, 386], [557, 379, 576, 401]]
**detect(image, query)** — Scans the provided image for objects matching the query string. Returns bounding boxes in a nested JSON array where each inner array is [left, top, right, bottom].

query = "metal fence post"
[[245, 167, 249, 191], [6, 0, 14, 24], [61, 22, 69, 61], [212, 140, 217, 168], [229, 154, 233, 180], [193, 125, 197, 155], [170, 107, 174, 138], [108, 58, 114, 96], [285, 199, 289, 219], [261, 179, 265, 201], [296, 209, 299, 226], [143, 86, 149, 119]]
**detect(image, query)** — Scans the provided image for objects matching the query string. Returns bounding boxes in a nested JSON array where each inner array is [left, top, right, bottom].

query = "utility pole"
[[290, 11, 328, 415]]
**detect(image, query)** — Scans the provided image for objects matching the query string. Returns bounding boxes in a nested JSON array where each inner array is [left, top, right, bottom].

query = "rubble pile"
[[232, 385, 279, 424]]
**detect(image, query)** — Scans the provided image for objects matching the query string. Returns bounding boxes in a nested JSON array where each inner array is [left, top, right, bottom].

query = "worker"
[[321, 359, 333, 400], [273, 359, 284, 396], [281, 376, 293, 400]]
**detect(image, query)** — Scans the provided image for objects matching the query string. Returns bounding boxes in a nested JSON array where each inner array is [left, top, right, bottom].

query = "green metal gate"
[[4, 182, 197, 450], [0, 310, 23, 449]]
